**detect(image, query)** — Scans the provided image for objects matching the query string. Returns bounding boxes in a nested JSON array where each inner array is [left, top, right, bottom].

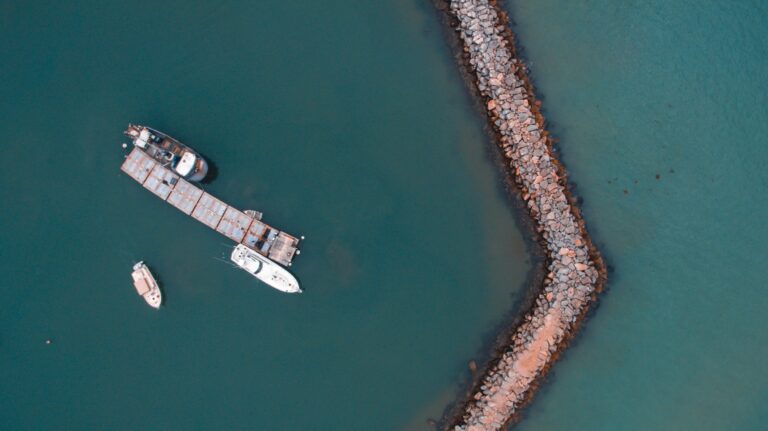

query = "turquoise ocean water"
[[2, 1, 767, 430], [507, 1, 768, 430], [0, 1, 531, 430]]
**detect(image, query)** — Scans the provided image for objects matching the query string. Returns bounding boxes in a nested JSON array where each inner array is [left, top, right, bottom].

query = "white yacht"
[[230, 244, 301, 293], [131, 262, 162, 308]]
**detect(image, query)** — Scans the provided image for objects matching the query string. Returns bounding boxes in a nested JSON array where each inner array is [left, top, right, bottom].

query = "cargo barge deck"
[[120, 147, 300, 267]]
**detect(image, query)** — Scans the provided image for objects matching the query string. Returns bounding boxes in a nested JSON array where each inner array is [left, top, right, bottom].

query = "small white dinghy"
[[131, 261, 162, 309]]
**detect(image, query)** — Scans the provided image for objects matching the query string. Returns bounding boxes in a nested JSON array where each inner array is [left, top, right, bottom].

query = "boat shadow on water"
[[199, 153, 218, 184]]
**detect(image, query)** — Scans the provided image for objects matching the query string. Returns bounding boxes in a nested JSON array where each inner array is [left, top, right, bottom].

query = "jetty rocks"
[[443, 0, 606, 430]]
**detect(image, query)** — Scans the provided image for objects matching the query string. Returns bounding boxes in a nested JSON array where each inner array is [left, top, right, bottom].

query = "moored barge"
[[120, 145, 301, 292]]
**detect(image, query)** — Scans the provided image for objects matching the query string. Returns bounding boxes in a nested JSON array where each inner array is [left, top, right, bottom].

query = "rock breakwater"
[[437, 0, 607, 429]]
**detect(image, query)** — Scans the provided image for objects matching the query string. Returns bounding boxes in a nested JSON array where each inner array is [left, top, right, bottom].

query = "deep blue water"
[[0, 2, 530, 429]]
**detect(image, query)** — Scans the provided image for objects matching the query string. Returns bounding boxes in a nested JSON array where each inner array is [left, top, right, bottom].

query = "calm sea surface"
[[507, 0, 768, 430], [2, 1, 767, 430], [0, 1, 531, 430]]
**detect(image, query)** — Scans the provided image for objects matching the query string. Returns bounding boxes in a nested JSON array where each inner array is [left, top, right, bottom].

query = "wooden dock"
[[120, 147, 300, 266]]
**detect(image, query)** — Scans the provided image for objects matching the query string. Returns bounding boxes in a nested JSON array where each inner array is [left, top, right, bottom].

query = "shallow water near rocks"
[[505, 0, 768, 430]]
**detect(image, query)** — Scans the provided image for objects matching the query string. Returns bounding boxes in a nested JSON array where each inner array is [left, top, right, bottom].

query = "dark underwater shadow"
[[199, 153, 219, 184]]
